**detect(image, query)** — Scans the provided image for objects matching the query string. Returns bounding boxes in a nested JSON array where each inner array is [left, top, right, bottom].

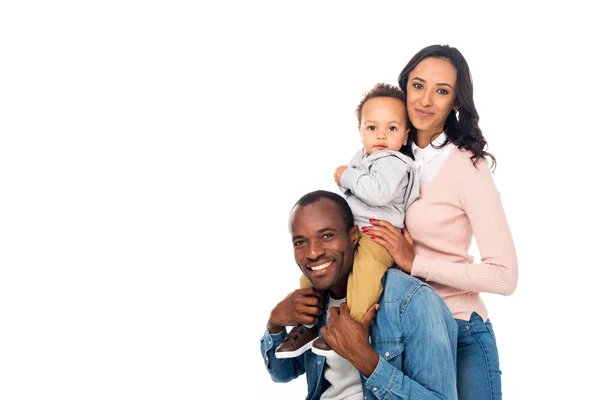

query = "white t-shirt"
[[320, 297, 363, 400]]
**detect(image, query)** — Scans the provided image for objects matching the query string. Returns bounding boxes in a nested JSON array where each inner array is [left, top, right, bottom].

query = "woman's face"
[[406, 57, 457, 138]]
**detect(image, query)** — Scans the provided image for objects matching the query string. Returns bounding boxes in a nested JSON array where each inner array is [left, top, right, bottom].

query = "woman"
[[365, 44, 518, 400]]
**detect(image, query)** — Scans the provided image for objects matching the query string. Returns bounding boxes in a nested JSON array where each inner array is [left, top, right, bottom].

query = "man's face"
[[289, 199, 359, 298]]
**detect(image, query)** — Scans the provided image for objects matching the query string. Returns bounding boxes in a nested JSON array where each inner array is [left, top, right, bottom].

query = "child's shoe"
[[275, 325, 318, 359], [311, 336, 334, 357]]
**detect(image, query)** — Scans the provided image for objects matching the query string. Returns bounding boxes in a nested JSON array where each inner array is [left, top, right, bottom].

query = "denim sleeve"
[[260, 325, 306, 383], [363, 287, 458, 399]]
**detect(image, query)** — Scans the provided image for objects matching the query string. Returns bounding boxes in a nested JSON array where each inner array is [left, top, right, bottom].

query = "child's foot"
[[275, 325, 318, 359], [311, 336, 334, 356]]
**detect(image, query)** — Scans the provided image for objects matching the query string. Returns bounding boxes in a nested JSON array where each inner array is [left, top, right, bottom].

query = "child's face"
[[359, 97, 409, 155]]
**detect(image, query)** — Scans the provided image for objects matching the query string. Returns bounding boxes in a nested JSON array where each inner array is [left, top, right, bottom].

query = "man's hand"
[[334, 165, 348, 186], [321, 303, 380, 377], [267, 287, 323, 334]]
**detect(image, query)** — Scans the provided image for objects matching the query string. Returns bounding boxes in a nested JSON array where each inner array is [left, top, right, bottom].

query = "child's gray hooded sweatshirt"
[[339, 149, 419, 230]]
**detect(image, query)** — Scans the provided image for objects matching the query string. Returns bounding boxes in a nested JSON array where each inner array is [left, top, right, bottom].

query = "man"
[[260, 190, 458, 399]]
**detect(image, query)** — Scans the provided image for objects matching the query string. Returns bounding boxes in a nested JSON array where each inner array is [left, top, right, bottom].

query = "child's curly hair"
[[355, 83, 406, 124]]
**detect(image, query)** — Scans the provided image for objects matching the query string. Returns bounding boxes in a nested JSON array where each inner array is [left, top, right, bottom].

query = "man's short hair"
[[292, 190, 354, 230]]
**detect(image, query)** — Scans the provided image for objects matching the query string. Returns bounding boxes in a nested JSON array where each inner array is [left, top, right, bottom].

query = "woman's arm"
[[368, 160, 518, 296], [415, 159, 518, 295]]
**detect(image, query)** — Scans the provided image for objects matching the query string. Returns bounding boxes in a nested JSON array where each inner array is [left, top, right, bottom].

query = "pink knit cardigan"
[[405, 146, 518, 321]]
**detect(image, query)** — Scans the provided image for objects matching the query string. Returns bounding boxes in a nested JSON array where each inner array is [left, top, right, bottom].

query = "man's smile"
[[306, 260, 334, 277]]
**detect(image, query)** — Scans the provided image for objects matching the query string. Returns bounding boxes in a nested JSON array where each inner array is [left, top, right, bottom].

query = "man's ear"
[[349, 225, 360, 247]]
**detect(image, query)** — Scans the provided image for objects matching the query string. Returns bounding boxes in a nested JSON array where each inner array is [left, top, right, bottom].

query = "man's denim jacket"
[[260, 269, 458, 399]]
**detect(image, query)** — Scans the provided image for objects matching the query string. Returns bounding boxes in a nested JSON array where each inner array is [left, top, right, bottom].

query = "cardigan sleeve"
[[411, 158, 518, 296]]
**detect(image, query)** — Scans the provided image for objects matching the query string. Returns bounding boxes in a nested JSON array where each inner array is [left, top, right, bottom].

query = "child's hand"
[[334, 166, 347, 186]]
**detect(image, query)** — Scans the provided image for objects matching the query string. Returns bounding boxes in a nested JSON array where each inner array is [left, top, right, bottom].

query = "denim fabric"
[[260, 269, 458, 400], [456, 313, 502, 400]]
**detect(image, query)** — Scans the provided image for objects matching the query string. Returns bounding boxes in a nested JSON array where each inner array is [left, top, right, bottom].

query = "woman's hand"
[[363, 219, 415, 273]]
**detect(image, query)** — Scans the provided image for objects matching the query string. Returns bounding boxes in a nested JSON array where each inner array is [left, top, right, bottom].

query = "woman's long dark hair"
[[398, 44, 496, 170]]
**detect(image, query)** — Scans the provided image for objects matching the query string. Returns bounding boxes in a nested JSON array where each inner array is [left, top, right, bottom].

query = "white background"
[[1, 1, 598, 399]]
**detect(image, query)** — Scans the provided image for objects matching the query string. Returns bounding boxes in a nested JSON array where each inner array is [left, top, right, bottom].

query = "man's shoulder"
[[381, 268, 431, 301], [379, 270, 450, 322]]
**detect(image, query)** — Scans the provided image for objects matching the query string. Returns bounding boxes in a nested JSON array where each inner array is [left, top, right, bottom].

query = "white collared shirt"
[[411, 132, 455, 186]]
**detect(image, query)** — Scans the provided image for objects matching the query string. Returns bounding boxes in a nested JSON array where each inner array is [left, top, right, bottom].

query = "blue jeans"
[[456, 313, 502, 400]]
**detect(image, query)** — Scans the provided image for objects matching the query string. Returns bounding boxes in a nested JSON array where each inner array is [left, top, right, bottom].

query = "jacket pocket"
[[371, 338, 404, 362]]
